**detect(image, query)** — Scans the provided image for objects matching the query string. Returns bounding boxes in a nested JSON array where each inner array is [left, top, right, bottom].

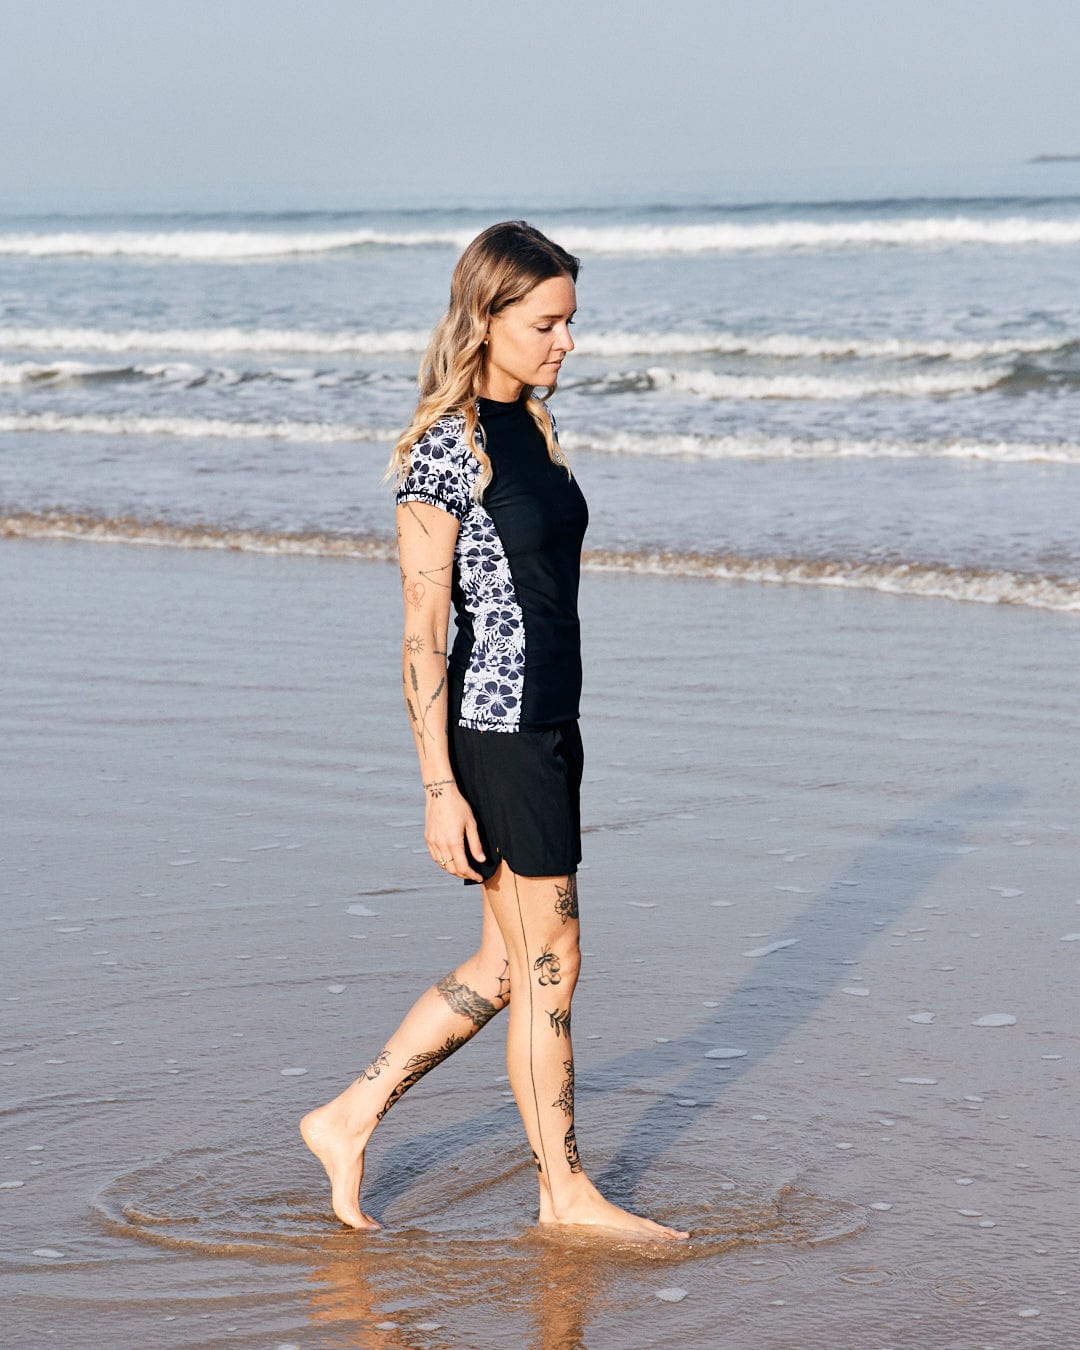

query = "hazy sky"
[[3, 0, 1080, 210]]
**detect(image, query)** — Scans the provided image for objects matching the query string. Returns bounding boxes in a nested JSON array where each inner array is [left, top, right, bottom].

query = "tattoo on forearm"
[[436, 972, 499, 1030], [405, 661, 446, 751], [375, 1033, 468, 1120], [547, 1007, 572, 1039], [564, 1124, 582, 1172], [554, 876, 579, 924], [359, 1048, 390, 1082], [533, 945, 562, 987], [553, 1059, 575, 1116], [405, 633, 424, 655]]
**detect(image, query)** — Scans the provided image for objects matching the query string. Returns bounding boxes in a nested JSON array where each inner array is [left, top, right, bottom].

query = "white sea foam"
[[0, 411, 393, 443], [564, 430, 1080, 465], [0, 358, 208, 386], [644, 366, 1004, 400], [4, 513, 1079, 613], [5, 216, 1080, 259], [0, 324, 1067, 361]]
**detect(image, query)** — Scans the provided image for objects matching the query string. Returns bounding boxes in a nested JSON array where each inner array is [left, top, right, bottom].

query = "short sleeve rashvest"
[[396, 396, 588, 732]]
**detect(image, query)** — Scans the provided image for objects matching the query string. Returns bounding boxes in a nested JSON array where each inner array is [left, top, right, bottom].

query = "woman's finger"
[[464, 813, 486, 864]]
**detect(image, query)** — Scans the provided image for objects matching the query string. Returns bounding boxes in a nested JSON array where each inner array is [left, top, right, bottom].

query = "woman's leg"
[[300, 892, 509, 1228], [483, 863, 688, 1240]]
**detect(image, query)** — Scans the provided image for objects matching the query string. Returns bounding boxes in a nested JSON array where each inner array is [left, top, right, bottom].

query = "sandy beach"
[[2, 536, 1078, 1348]]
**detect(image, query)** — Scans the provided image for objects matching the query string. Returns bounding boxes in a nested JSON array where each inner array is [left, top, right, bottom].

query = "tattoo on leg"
[[359, 1048, 390, 1082], [436, 971, 499, 1030], [547, 1007, 572, 1039], [531, 1148, 543, 1174], [533, 944, 562, 986], [554, 876, 579, 924], [513, 872, 551, 1180], [375, 1033, 468, 1121], [553, 1059, 575, 1116], [564, 1124, 582, 1173], [496, 958, 510, 1006]]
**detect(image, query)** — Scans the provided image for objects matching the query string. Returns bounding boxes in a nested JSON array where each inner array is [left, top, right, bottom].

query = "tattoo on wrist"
[[424, 777, 455, 799]]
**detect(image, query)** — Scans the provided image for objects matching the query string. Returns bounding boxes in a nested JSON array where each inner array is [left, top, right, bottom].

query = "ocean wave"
[[4, 411, 1079, 465], [642, 367, 1004, 400], [0, 411, 394, 443], [1, 324, 1068, 362], [4, 511, 1077, 612], [561, 430, 1080, 465], [0, 358, 214, 386], [5, 216, 1080, 260]]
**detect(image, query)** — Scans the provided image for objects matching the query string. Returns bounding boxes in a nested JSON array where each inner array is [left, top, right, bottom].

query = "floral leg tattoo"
[[376, 1034, 468, 1121], [359, 1048, 390, 1082], [554, 876, 578, 924]]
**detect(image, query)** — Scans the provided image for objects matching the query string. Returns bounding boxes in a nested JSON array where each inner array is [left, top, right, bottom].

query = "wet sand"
[[2, 536, 1078, 1348]]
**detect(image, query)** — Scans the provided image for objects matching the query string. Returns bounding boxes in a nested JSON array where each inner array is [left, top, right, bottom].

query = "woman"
[[301, 221, 686, 1241]]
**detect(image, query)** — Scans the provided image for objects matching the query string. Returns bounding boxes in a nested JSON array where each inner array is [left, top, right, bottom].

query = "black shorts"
[[448, 718, 584, 886]]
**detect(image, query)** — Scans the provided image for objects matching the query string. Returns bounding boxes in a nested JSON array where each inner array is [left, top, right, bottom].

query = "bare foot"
[[299, 1100, 380, 1231], [539, 1177, 689, 1241]]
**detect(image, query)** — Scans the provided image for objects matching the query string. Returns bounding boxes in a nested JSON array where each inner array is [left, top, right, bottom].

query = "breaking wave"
[[4, 511, 1078, 613], [5, 216, 1080, 260], [641, 367, 1005, 399], [0, 324, 1071, 361]]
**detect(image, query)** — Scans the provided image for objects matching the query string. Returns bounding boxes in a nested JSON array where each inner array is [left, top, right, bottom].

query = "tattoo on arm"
[[554, 876, 579, 924], [404, 578, 426, 611], [553, 1059, 575, 1116], [406, 661, 446, 752], [436, 972, 500, 1030], [375, 1033, 468, 1120], [424, 778, 455, 799], [547, 1007, 572, 1039], [405, 633, 424, 655], [533, 945, 562, 986], [405, 502, 431, 537], [359, 1048, 390, 1082], [419, 561, 452, 589]]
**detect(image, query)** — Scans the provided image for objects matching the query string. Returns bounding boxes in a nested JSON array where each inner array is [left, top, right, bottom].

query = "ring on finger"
[[437, 856, 452, 868]]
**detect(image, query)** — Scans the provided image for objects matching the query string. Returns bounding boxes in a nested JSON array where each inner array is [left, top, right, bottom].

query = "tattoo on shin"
[[564, 1124, 582, 1173], [554, 876, 579, 924], [553, 1059, 575, 1116], [533, 944, 562, 986], [376, 1033, 468, 1121], [531, 1148, 543, 1174], [547, 1007, 572, 1039], [436, 972, 499, 1030], [359, 1048, 390, 1082]]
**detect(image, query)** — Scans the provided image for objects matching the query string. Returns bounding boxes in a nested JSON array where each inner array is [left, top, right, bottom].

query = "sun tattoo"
[[405, 633, 424, 655]]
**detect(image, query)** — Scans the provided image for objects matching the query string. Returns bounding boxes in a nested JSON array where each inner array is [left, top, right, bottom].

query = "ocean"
[[3, 196, 1080, 612]]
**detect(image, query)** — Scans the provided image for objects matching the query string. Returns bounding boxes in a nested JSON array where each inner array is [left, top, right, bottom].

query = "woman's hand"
[[425, 782, 486, 882]]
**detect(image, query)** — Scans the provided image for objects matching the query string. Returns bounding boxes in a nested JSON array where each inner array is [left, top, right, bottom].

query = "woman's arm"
[[395, 500, 485, 881]]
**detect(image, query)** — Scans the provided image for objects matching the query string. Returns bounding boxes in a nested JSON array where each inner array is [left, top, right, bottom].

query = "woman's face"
[[481, 272, 577, 401]]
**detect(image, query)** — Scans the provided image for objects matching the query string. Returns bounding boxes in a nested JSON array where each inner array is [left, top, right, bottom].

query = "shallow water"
[[2, 540, 1079, 1346]]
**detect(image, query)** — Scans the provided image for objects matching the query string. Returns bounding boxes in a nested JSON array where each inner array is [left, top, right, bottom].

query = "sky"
[[3, 0, 1080, 211]]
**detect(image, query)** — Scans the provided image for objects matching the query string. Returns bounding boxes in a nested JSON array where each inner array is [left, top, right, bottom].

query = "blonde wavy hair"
[[386, 220, 580, 498]]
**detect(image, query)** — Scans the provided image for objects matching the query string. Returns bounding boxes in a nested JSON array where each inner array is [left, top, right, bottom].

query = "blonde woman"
[[301, 221, 686, 1241]]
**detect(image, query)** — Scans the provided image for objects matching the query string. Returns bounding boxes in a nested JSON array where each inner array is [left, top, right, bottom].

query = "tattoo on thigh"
[[564, 1124, 582, 1173], [553, 1059, 575, 1116], [554, 876, 578, 924], [436, 972, 499, 1030], [547, 1007, 572, 1039], [375, 1033, 467, 1121], [533, 944, 562, 987], [359, 1048, 390, 1082]]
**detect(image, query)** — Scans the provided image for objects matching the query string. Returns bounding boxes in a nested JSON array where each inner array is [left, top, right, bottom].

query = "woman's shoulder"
[[397, 410, 478, 518]]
